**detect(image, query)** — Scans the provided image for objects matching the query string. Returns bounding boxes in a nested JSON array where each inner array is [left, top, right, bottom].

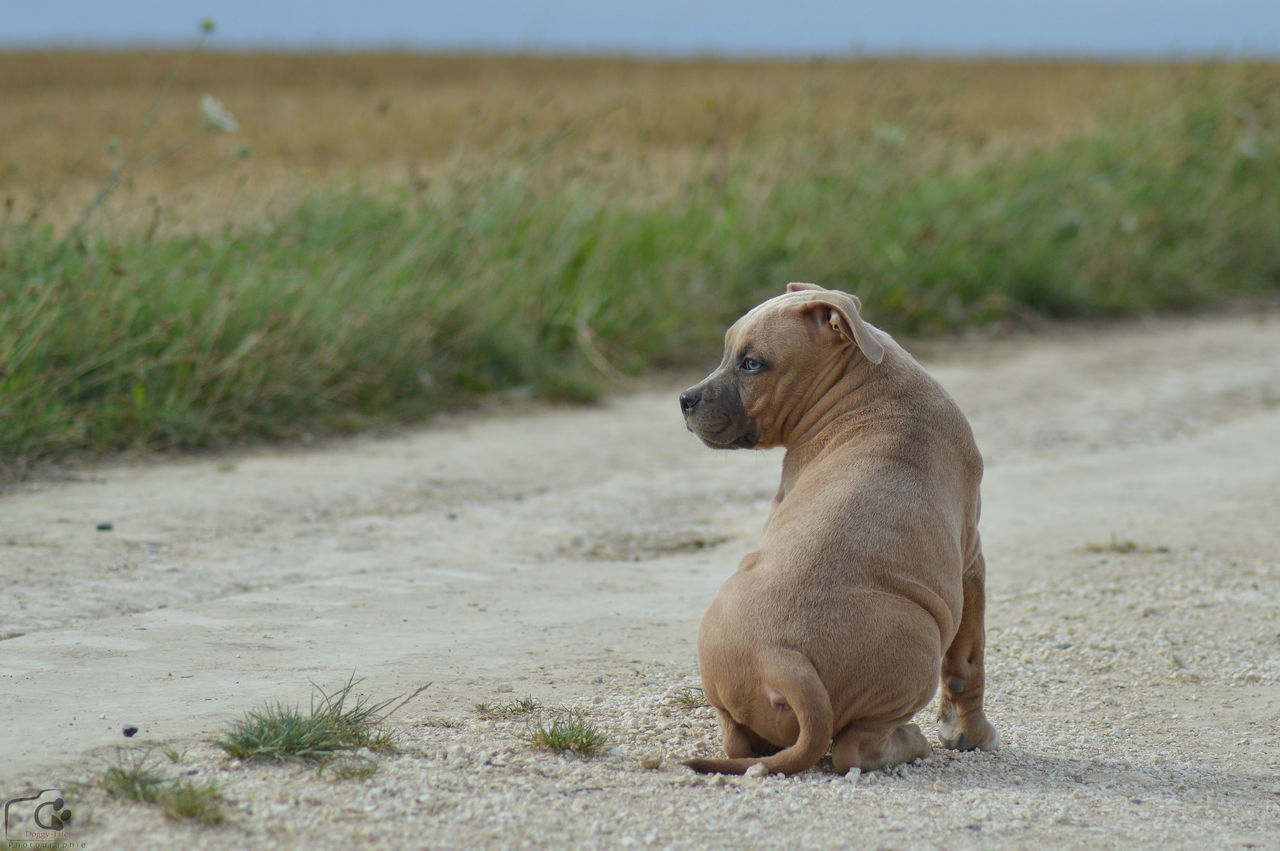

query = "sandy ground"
[[2, 311, 1278, 849]]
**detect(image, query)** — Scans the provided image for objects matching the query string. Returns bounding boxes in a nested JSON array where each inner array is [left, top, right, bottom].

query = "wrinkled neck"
[[773, 350, 889, 494], [778, 350, 873, 448]]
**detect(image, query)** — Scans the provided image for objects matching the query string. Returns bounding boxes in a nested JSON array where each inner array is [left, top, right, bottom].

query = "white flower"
[[200, 94, 237, 133]]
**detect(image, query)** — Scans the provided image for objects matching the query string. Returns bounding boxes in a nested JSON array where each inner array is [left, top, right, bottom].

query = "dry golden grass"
[[2, 50, 1259, 230]]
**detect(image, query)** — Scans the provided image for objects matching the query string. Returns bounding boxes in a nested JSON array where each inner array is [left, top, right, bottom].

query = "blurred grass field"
[[5, 52, 1267, 230], [2, 51, 1279, 476]]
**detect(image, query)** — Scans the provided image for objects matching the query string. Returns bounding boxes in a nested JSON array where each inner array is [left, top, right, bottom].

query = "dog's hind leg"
[[832, 722, 931, 773], [714, 707, 780, 758], [937, 549, 1000, 751]]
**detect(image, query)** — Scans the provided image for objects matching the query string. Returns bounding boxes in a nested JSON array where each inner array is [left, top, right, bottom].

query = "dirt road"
[[2, 311, 1278, 848]]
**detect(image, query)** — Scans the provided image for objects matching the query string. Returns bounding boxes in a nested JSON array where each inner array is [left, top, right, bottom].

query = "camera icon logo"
[[4, 789, 72, 843]]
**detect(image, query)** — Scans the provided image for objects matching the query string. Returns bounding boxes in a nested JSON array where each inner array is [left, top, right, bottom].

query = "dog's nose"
[[679, 388, 701, 414]]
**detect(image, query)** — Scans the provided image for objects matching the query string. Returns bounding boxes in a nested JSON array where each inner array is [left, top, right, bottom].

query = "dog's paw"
[[938, 717, 1000, 752]]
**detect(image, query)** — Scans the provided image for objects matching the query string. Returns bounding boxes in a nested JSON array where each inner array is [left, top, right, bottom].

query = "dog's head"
[[678, 282, 885, 450]]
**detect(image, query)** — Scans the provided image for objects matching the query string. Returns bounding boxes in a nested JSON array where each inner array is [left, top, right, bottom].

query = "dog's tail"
[[684, 646, 833, 776]]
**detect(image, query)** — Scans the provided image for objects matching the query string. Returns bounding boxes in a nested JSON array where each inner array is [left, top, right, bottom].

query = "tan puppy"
[[678, 282, 999, 775]]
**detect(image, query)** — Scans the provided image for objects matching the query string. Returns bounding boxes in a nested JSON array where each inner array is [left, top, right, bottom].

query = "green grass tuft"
[[216, 677, 396, 762], [157, 780, 225, 825], [99, 751, 224, 824], [475, 696, 542, 719], [673, 686, 706, 708], [528, 711, 610, 756], [100, 753, 168, 803]]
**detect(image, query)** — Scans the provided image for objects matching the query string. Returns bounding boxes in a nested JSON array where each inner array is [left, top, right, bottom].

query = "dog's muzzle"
[[679, 382, 757, 449]]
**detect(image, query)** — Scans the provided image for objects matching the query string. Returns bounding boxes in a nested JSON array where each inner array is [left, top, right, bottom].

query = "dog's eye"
[[739, 357, 765, 374]]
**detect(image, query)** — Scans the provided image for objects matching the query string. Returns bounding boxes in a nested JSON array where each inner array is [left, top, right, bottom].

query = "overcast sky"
[[4, 1, 1279, 57]]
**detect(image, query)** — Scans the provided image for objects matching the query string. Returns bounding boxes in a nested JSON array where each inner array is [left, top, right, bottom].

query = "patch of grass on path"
[[673, 686, 706, 708], [100, 754, 168, 803], [99, 750, 225, 824], [216, 677, 396, 762], [475, 696, 542, 719], [528, 711, 610, 756]]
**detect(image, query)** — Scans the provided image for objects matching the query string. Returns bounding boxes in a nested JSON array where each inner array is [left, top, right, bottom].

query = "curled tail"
[[685, 646, 833, 776]]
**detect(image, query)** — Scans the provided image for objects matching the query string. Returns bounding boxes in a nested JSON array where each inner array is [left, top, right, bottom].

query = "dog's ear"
[[805, 294, 886, 365], [786, 281, 825, 294]]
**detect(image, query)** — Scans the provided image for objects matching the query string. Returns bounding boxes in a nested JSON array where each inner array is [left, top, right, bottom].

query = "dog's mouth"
[[688, 422, 758, 450]]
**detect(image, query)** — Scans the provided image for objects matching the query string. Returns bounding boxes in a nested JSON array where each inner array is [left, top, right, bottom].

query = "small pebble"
[[932, 781, 949, 793], [638, 755, 662, 770], [122, 725, 138, 737], [744, 762, 768, 778], [96, 521, 114, 532]]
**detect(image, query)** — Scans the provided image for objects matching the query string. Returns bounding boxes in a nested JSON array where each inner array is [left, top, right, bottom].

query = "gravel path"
[[2, 311, 1278, 849]]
